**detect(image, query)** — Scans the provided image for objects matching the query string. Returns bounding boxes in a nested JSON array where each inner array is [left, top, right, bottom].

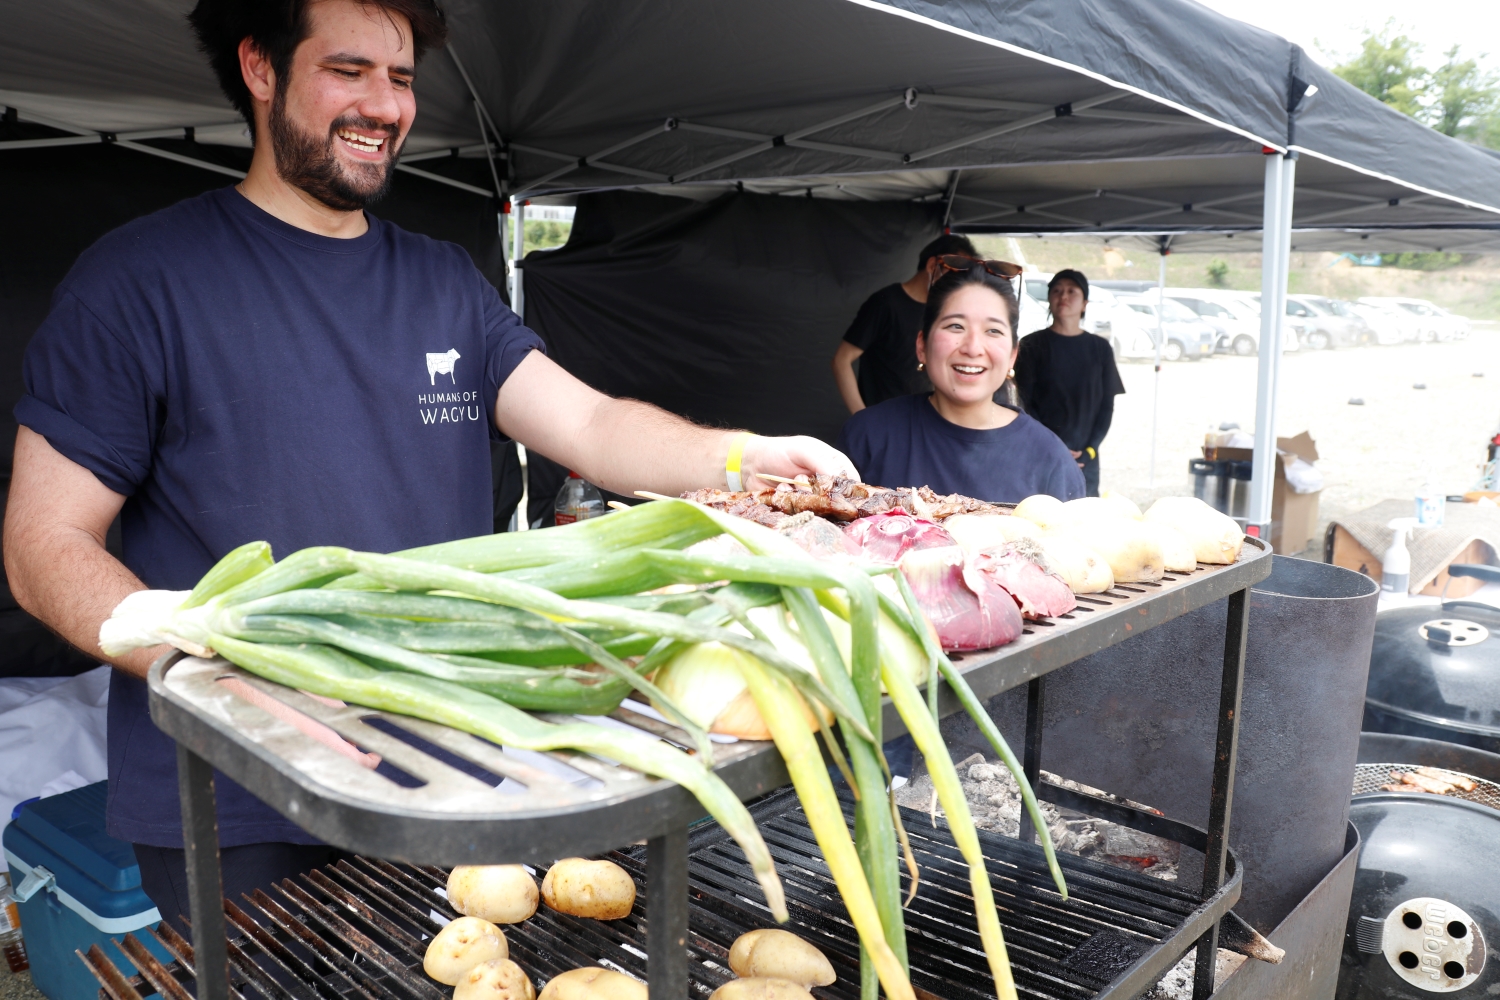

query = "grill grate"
[[86, 788, 1212, 1000], [1353, 762, 1500, 811]]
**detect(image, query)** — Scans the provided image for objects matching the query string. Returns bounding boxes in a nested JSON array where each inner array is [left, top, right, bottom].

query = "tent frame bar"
[[1247, 151, 1296, 535]]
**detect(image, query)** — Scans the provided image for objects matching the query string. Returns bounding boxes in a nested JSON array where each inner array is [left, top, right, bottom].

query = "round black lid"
[[1367, 601, 1500, 739]]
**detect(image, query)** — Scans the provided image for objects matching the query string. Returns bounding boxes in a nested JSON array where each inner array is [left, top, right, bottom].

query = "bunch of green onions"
[[101, 499, 1066, 1000]]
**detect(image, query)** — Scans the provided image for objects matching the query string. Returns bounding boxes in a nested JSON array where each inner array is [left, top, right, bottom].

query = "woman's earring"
[[1009, 368, 1016, 378], [917, 362, 925, 371]]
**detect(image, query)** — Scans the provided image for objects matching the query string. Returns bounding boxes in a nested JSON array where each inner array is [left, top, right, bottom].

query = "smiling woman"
[[837, 267, 1086, 502]]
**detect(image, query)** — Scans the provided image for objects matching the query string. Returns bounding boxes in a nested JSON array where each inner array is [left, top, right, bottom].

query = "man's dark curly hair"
[[188, 0, 448, 134]]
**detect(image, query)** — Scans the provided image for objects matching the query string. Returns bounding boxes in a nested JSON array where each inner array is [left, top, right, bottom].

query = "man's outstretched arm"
[[3, 427, 162, 680], [496, 352, 858, 496]]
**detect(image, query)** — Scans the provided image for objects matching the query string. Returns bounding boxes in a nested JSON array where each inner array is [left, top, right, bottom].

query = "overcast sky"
[[1193, 0, 1500, 71]]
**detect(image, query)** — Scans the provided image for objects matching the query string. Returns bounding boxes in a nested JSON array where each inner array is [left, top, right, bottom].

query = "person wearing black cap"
[[1013, 269, 1125, 497], [831, 233, 979, 413]]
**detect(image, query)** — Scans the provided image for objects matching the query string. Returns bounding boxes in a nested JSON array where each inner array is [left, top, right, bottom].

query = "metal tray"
[[148, 538, 1271, 860]]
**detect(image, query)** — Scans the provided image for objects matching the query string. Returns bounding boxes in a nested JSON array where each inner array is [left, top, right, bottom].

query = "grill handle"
[[1447, 564, 1500, 584]]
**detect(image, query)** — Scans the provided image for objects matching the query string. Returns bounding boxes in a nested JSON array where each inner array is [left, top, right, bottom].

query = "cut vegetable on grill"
[[103, 483, 1242, 1000]]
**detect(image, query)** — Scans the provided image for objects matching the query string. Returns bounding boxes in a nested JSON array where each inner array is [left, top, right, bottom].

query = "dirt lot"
[[1095, 331, 1500, 552]]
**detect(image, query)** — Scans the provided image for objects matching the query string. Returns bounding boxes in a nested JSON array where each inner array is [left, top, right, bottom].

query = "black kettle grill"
[[1364, 565, 1500, 755]]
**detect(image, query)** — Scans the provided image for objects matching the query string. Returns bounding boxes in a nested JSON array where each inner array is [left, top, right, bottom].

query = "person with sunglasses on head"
[[1012, 270, 1124, 497], [831, 233, 980, 414], [836, 261, 1085, 505]]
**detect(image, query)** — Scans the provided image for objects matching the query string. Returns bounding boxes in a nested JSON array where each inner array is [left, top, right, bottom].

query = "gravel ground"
[[1096, 331, 1500, 552], [0, 970, 42, 1000]]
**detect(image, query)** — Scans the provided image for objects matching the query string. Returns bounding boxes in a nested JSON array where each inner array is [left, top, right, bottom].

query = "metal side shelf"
[[146, 535, 1270, 1000]]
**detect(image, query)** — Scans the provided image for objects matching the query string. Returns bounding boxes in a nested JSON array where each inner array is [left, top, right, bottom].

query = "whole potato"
[[537, 967, 646, 1000], [448, 865, 540, 924], [710, 979, 814, 1000], [423, 916, 508, 985], [727, 930, 835, 987], [454, 959, 534, 1000], [541, 859, 636, 920]]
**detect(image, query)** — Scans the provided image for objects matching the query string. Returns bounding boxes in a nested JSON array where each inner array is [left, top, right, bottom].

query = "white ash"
[[894, 753, 1180, 880], [1139, 947, 1246, 1000]]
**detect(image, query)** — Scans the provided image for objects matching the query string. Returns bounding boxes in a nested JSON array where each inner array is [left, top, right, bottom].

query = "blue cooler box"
[[4, 782, 170, 1000]]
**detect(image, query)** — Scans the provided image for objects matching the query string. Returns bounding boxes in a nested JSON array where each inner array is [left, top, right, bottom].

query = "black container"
[[1364, 600, 1500, 754], [940, 556, 1379, 932]]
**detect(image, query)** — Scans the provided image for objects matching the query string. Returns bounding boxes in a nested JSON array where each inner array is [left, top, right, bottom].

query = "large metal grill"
[[1352, 762, 1500, 812], [82, 784, 1224, 1000]]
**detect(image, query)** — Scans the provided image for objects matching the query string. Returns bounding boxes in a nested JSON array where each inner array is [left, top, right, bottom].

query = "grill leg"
[[177, 745, 230, 1000], [647, 826, 689, 1000], [1192, 587, 1250, 999], [1017, 675, 1046, 845]]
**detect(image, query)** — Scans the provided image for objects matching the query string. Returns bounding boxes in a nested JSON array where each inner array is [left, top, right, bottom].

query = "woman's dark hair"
[[920, 267, 1021, 345], [188, 0, 448, 134], [915, 233, 979, 270], [1048, 268, 1089, 321]]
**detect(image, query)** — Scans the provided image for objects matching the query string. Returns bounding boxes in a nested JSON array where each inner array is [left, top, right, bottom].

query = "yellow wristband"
[[726, 432, 755, 491], [1085, 447, 1097, 460]]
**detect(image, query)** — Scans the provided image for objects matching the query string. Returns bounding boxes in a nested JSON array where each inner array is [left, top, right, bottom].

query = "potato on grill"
[[454, 959, 534, 1000], [538, 967, 646, 1000], [727, 929, 836, 987], [541, 859, 636, 920], [448, 865, 540, 924], [710, 978, 815, 999], [423, 916, 508, 985]]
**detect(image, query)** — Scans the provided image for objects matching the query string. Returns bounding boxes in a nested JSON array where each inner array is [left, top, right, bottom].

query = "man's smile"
[[336, 127, 387, 155]]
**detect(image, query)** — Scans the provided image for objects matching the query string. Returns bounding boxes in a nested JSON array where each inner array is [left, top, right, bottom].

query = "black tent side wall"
[[521, 190, 941, 451]]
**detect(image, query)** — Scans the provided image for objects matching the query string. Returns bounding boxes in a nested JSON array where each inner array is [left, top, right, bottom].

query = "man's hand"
[[830, 341, 867, 415], [497, 352, 859, 497], [3, 428, 161, 679], [740, 434, 858, 490]]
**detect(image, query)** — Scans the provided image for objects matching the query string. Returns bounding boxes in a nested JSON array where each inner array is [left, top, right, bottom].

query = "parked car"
[[1244, 292, 1310, 349], [1016, 277, 1147, 359], [1117, 294, 1218, 361], [1287, 295, 1364, 349], [1378, 297, 1471, 341], [1350, 299, 1404, 346], [1164, 288, 1262, 355]]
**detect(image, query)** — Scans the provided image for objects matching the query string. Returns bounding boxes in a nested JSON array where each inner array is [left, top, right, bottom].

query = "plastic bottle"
[[1382, 518, 1418, 597], [553, 472, 607, 526], [0, 875, 29, 973], [1415, 481, 1446, 528]]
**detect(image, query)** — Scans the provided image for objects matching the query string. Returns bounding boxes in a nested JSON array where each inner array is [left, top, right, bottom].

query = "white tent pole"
[[1248, 153, 1296, 536], [509, 196, 526, 321], [1149, 247, 1165, 487]]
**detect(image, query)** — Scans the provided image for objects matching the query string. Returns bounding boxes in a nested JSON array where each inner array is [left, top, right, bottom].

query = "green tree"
[[1205, 258, 1230, 287], [1428, 46, 1500, 140], [1332, 21, 1426, 116]]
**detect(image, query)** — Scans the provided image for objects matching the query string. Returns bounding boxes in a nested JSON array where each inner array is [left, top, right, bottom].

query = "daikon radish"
[[1055, 519, 1164, 584], [1137, 522, 1197, 573], [1031, 535, 1114, 593], [1144, 497, 1244, 564], [1099, 490, 1143, 520], [1012, 494, 1067, 529], [942, 512, 1040, 552]]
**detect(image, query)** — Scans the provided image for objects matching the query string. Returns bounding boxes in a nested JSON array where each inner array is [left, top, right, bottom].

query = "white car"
[[1357, 297, 1465, 342], [1164, 288, 1265, 356], [1117, 294, 1219, 361], [1349, 301, 1408, 345]]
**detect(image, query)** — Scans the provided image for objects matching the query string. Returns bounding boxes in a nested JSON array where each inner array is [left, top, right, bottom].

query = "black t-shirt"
[[836, 394, 1085, 502], [842, 283, 929, 406], [1013, 329, 1126, 452]]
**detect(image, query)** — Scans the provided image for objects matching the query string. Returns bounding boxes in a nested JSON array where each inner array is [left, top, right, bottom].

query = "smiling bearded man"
[[4, 0, 854, 934]]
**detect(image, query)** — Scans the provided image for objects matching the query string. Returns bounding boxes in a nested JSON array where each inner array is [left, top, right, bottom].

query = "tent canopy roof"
[[4, 0, 1500, 243]]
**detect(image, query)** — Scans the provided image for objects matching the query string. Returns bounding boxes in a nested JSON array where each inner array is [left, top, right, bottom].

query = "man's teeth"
[[337, 129, 385, 152], [953, 365, 985, 374]]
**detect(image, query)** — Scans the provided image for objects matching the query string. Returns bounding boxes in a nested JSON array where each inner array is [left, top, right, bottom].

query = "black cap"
[[1049, 269, 1089, 300]]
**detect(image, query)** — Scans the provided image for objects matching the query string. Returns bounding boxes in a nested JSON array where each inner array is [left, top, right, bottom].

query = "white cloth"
[[0, 666, 110, 821]]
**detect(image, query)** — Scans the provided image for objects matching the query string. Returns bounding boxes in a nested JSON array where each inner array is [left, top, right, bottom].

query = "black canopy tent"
[[5, 0, 1500, 527]]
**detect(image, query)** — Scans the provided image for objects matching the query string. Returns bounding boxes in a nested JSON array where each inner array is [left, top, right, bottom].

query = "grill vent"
[[1356, 915, 1385, 954]]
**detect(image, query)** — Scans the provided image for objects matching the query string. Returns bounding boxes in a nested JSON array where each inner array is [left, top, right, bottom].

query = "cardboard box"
[[1214, 431, 1321, 555]]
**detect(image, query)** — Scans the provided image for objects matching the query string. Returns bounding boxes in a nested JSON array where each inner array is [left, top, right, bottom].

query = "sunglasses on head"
[[934, 254, 1024, 280]]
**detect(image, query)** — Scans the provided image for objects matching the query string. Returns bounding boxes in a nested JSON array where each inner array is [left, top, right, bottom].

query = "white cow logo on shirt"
[[426, 348, 461, 384]]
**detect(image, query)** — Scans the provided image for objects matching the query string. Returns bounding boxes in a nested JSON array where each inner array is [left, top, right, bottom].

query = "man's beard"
[[268, 86, 399, 212]]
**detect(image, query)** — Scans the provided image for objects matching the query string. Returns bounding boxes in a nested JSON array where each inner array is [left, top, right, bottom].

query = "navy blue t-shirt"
[[837, 394, 1085, 502], [16, 186, 544, 848]]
